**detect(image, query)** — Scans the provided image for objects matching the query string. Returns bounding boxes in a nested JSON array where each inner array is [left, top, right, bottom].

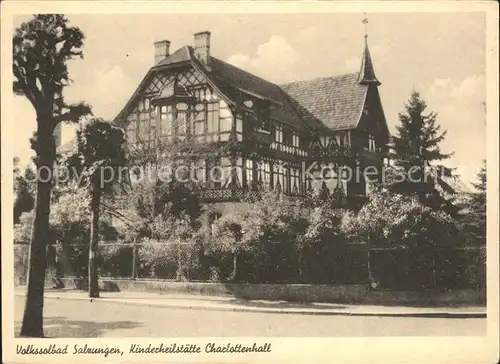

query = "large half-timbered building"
[[78, 31, 390, 209]]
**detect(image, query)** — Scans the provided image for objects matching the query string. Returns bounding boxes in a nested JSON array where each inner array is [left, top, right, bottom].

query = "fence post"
[[367, 248, 372, 284], [367, 235, 373, 287], [431, 256, 437, 288], [177, 240, 182, 281], [132, 239, 137, 280]]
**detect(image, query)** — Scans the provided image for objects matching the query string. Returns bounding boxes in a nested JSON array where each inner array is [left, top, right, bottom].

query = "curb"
[[16, 292, 487, 318]]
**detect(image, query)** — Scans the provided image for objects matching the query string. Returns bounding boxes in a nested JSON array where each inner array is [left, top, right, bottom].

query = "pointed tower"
[[358, 19, 381, 86]]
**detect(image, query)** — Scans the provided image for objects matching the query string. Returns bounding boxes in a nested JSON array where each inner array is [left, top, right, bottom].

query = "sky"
[[12, 12, 486, 185]]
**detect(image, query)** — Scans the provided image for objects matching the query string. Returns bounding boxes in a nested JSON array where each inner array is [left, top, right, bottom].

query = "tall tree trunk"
[[88, 187, 101, 298], [20, 127, 55, 338]]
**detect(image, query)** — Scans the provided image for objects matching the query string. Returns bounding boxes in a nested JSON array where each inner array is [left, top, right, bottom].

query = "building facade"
[[113, 31, 390, 209]]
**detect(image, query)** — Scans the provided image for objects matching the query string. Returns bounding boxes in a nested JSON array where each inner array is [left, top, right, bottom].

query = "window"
[[369, 134, 376, 152], [274, 124, 283, 143], [283, 127, 293, 146], [236, 115, 243, 133], [192, 159, 205, 184], [176, 103, 188, 134], [290, 168, 300, 194], [292, 134, 300, 148], [221, 157, 232, 187], [272, 162, 285, 191], [193, 103, 205, 136], [206, 157, 221, 188], [258, 117, 271, 132], [257, 161, 271, 187], [160, 105, 173, 135], [139, 112, 150, 144], [299, 136, 308, 150], [245, 159, 254, 188], [207, 102, 220, 135], [343, 132, 350, 148], [206, 88, 212, 101], [126, 113, 137, 144], [126, 122, 136, 143], [219, 100, 232, 132]]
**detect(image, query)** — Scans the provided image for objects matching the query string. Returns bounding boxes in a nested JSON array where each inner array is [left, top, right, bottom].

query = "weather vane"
[[362, 13, 369, 41]]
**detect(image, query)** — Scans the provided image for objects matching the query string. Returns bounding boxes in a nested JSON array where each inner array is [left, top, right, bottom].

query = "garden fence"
[[14, 241, 485, 289]]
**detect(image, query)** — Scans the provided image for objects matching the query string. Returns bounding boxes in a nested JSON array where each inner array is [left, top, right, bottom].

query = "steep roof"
[[280, 73, 368, 131], [154, 45, 192, 67], [208, 57, 319, 130], [358, 38, 381, 86]]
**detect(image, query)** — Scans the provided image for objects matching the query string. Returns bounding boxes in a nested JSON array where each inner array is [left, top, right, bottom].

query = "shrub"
[[341, 190, 459, 248]]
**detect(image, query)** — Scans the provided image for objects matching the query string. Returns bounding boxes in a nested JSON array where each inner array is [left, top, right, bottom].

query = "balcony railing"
[[196, 187, 304, 203]]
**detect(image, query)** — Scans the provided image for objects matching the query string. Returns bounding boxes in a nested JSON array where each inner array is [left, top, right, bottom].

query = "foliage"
[[208, 190, 310, 282], [240, 189, 309, 247], [211, 213, 244, 253], [14, 163, 36, 224], [14, 185, 117, 247], [13, 14, 92, 127], [14, 211, 36, 244], [342, 190, 459, 248], [129, 178, 202, 229], [49, 185, 91, 242], [64, 118, 127, 192], [302, 204, 345, 247]]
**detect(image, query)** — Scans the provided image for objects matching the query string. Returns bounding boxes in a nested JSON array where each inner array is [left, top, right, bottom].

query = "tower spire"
[[358, 14, 381, 86]]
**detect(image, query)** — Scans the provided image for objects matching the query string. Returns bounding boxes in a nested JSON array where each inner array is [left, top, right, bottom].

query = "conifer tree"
[[461, 160, 486, 245], [388, 91, 454, 212]]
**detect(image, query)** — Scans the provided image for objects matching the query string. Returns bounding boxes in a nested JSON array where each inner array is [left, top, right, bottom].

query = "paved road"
[[14, 296, 486, 338]]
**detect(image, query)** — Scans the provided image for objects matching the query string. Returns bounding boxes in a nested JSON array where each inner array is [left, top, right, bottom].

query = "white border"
[[1, 2, 498, 363]]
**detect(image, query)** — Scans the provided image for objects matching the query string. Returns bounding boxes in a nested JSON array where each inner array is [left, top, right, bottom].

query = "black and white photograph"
[[2, 1, 498, 363]]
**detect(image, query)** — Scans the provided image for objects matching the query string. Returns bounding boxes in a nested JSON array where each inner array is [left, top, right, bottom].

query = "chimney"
[[154, 40, 170, 64], [193, 31, 211, 68]]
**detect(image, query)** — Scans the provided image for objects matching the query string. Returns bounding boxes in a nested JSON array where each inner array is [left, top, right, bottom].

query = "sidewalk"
[[15, 288, 486, 318]]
